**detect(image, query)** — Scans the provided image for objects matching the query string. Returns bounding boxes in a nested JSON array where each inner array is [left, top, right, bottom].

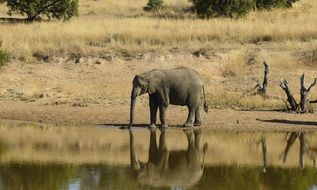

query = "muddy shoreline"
[[0, 101, 316, 131]]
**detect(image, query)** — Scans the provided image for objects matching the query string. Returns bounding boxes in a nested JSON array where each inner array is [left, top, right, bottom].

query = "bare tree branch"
[[280, 79, 298, 111], [299, 74, 317, 113]]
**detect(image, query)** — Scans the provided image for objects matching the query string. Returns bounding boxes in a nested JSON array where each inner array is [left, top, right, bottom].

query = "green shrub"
[[144, 0, 164, 11], [0, 50, 10, 67], [194, 0, 255, 18], [193, 0, 300, 18], [256, 0, 299, 9], [4, 0, 78, 21]]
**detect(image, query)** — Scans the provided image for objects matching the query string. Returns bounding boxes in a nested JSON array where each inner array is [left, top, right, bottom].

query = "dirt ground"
[[0, 101, 316, 131], [0, 49, 316, 131]]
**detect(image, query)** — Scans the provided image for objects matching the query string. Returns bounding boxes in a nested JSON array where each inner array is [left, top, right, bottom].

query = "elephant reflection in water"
[[129, 128, 208, 188], [281, 132, 316, 168]]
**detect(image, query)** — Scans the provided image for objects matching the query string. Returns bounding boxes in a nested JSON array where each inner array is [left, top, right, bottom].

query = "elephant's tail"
[[202, 86, 208, 113]]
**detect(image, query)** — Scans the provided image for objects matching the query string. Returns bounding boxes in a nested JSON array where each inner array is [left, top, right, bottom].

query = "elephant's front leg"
[[159, 104, 168, 128], [149, 95, 158, 129]]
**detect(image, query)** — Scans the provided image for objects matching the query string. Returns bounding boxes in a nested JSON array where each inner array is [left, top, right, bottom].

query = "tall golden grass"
[[0, 0, 316, 59]]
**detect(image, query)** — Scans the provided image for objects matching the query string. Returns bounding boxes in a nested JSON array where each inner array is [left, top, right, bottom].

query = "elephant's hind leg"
[[184, 106, 196, 127], [184, 97, 200, 127], [194, 105, 202, 126]]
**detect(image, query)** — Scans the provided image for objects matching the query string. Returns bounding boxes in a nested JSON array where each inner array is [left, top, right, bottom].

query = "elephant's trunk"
[[129, 87, 141, 127]]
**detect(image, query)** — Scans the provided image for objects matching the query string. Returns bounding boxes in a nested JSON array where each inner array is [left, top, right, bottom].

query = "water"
[[1, 121, 317, 190]]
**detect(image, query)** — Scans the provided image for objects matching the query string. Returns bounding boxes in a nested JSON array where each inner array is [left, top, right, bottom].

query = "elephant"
[[129, 128, 208, 188], [129, 67, 208, 128]]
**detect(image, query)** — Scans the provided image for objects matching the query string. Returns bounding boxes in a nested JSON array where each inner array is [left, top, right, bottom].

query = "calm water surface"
[[1, 121, 317, 190]]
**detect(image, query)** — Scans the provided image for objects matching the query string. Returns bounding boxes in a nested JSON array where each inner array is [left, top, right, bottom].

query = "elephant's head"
[[129, 74, 157, 127]]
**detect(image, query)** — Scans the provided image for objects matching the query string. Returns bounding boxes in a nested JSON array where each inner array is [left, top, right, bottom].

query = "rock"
[[72, 102, 88, 107], [94, 58, 104, 65], [39, 92, 53, 98], [33, 51, 51, 62]]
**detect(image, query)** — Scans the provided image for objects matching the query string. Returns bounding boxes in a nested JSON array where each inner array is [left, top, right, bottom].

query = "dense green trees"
[[256, 0, 300, 9], [143, 0, 300, 18], [0, 0, 78, 21], [194, 0, 255, 18]]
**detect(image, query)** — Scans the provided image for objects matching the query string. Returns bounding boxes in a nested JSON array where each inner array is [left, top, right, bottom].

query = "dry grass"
[[0, 0, 316, 59], [221, 49, 250, 77], [207, 92, 284, 110], [0, 0, 317, 110]]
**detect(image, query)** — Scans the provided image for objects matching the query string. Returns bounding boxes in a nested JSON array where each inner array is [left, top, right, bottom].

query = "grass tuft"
[[0, 50, 10, 67]]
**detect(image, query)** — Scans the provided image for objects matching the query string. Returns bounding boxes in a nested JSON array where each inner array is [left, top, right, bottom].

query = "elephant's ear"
[[149, 76, 169, 105], [149, 85, 156, 94], [148, 77, 161, 94], [134, 75, 149, 87]]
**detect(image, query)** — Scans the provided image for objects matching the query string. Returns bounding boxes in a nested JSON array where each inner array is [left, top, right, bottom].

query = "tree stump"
[[299, 74, 317, 113], [257, 61, 269, 96], [243, 61, 269, 97]]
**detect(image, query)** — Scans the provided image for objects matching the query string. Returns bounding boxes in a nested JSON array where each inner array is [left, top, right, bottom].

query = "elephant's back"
[[164, 67, 203, 86]]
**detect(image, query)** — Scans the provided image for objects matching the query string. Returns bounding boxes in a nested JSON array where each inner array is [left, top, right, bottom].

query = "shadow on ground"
[[97, 123, 187, 129], [258, 119, 317, 126], [0, 17, 27, 23]]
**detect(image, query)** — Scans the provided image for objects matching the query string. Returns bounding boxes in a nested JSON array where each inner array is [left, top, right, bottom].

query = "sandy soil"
[[0, 50, 316, 131], [0, 101, 316, 131]]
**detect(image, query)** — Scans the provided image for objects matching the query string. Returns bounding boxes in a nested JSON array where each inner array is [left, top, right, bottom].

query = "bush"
[[256, 0, 300, 9], [194, 0, 255, 18], [193, 0, 300, 18], [0, 50, 10, 67], [4, 0, 78, 21], [144, 0, 164, 11]]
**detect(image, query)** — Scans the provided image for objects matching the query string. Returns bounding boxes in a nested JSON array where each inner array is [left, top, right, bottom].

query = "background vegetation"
[[0, 0, 316, 110], [0, 0, 315, 59], [0, 0, 78, 21]]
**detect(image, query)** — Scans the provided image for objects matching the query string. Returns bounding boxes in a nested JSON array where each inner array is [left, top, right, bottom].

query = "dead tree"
[[257, 61, 269, 96], [299, 74, 317, 112], [279, 79, 298, 112], [280, 74, 317, 113], [243, 61, 269, 97]]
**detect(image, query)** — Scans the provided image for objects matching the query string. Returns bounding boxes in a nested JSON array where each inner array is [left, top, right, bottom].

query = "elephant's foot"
[[148, 123, 157, 129], [160, 123, 168, 128], [193, 120, 202, 126], [183, 122, 194, 128]]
